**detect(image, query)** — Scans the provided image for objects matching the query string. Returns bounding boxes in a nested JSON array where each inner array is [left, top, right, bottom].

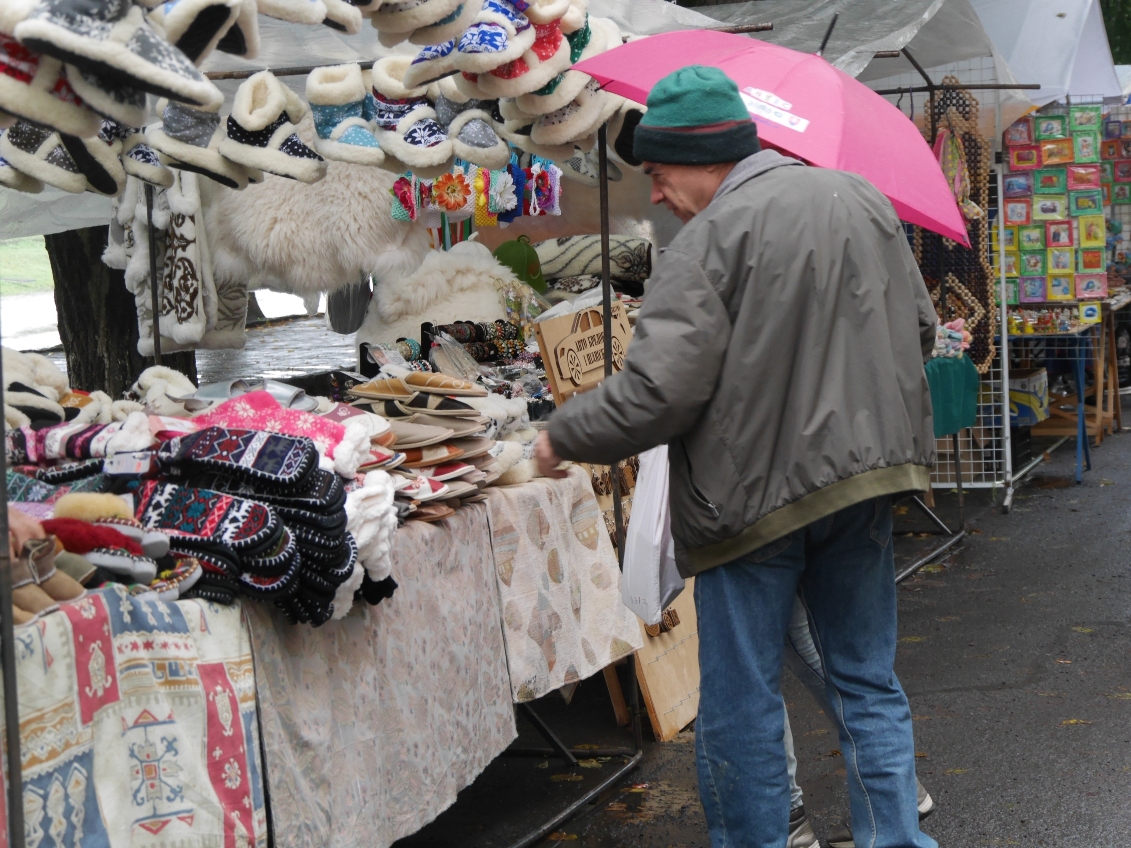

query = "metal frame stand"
[[895, 495, 966, 584]]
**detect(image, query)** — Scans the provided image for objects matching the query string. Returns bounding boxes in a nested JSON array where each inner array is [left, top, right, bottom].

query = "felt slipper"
[[359, 446, 405, 471], [403, 39, 460, 89], [406, 413, 488, 438], [454, 0, 536, 74], [441, 478, 479, 499], [395, 393, 478, 416], [445, 105, 510, 169], [374, 429, 398, 448], [475, 21, 570, 99], [403, 370, 487, 396], [395, 475, 451, 500], [121, 128, 175, 188], [0, 148, 44, 192], [256, 0, 329, 25], [401, 443, 466, 468], [61, 122, 126, 196], [219, 70, 326, 184], [217, 0, 261, 57], [0, 33, 101, 138], [322, 0, 364, 32], [414, 460, 475, 480], [349, 376, 413, 400], [515, 15, 611, 116], [148, 0, 242, 66], [0, 120, 86, 193], [253, 379, 319, 411], [306, 63, 385, 166], [93, 518, 171, 558], [54, 551, 97, 585], [410, 0, 483, 44], [371, 88, 453, 169], [407, 502, 455, 521], [387, 418, 455, 448], [16, 0, 225, 110], [65, 63, 148, 127], [171, 378, 250, 410], [448, 435, 495, 459], [370, 0, 464, 34], [150, 556, 203, 600], [148, 99, 253, 190]]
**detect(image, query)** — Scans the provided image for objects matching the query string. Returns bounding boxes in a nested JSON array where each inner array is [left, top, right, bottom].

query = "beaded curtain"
[[912, 78, 997, 374]]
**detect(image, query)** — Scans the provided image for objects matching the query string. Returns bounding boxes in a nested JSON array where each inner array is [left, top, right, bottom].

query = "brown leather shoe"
[[25, 537, 85, 602]]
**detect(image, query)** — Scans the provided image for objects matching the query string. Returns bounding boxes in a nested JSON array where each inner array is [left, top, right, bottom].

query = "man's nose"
[[650, 185, 665, 205]]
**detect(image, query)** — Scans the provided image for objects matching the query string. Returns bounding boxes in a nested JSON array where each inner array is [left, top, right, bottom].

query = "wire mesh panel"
[[931, 354, 1007, 488]]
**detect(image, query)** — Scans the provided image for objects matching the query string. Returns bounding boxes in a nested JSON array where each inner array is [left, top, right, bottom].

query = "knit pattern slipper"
[[410, 0, 483, 45], [370, 0, 464, 34], [307, 63, 385, 166], [0, 119, 85, 192], [0, 33, 100, 138], [476, 22, 570, 99], [148, 98, 252, 190], [454, 0, 536, 74], [60, 122, 126, 196], [157, 427, 320, 489]]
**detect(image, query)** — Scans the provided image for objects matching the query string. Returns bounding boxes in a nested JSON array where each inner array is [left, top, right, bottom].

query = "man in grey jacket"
[[535, 66, 938, 848]]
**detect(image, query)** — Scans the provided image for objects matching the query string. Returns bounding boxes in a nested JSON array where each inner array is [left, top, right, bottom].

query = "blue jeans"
[[694, 497, 935, 848]]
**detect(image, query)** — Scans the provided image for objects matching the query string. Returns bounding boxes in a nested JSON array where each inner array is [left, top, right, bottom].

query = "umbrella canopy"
[[574, 30, 970, 247]]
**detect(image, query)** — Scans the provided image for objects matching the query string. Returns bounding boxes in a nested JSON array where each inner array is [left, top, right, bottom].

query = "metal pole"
[[996, 169, 1015, 512], [144, 184, 162, 365], [817, 13, 838, 57], [0, 297, 25, 848]]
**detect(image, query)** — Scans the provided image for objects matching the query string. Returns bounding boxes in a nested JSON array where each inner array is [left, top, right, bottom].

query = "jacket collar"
[[712, 148, 805, 203]]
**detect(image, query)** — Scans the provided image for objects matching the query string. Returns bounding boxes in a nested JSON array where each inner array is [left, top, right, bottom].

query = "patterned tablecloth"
[[485, 468, 644, 702], [244, 502, 516, 848], [2, 584, 267, 848]]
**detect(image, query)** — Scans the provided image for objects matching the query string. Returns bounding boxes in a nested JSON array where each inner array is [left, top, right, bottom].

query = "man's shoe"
[[787, 805, 820, 848], [918, 779, 935, 818], [826, 780, 935, 847]]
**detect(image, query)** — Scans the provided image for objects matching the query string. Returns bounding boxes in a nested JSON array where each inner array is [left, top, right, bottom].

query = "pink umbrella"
[[574, 30, 971, 247]]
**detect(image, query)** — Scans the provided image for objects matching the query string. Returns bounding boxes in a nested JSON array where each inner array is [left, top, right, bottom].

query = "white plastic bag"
[[621, 445, 685, 625]]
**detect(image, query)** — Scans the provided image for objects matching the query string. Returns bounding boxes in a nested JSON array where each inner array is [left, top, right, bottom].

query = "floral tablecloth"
[[485, 468, 643, 702], [244, 502, 515, 848], [2, 584, 266, 848]]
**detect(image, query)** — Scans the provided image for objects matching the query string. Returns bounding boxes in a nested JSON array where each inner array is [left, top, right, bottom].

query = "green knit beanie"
[[633, 65, 760, 165]]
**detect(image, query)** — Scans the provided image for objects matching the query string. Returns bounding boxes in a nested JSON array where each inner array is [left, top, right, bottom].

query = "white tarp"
[[970, 0, 1121, 106]]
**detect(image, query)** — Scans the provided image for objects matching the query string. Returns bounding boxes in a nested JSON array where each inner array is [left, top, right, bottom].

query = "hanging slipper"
[[434, 77, 510, 169], [306, 63, 385, 166], [0, 108, 13, 128], [403, 39, 460, 90], [516, 15, 612, 116], [559, 0, 586, 34], [370, 0, 464, 35], [0, 34, 101, 138], [608, 98, 644, 167], [409, 0, 483, 45], [147, 0, 241, 66], [148, 98, 253, 189], [474, 19, 571, 98], [496, 116, 573, 161], [454, 0, 536, 74], [15, 0, 224, 110], [120, 126, 175, 188], [0, 119, 86, 192], [322, 0, 364, 33], [256, 0, 328, 25], [64, 63, 148, 127], [216, 0, 261, 58], [531, 78, 604, 147], [371, 56, 453, 170], [59, 119, 127, 196], [0, 0, 35, 36], [0, 142, 44, 192], [219, 70, 327, 183]]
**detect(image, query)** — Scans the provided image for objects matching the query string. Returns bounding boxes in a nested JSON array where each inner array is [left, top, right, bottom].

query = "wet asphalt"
[[396, 429, 1131, 848]]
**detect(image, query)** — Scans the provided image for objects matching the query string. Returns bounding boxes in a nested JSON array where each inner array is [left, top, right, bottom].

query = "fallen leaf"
[[606, 803, 627, 812], [921, 564, 944, 574], [1109, 693, 1131, 700], [936, 616, 960, 622], [827, 749, 842, 758], [1100, 478, 1114, 486], [536, 761, 549, 769], [575, 743, 600, 749], [578, 759, 602, 769], [552, 774, 585, 782], [990, 537, 1009, 541], [547, 832, 578, 841], [1059, 719, 1093, 726], [969, 528, 984, 535], [945, 768, 968, 775], [912, 715, 933, 721], [900, 636, 926, 643], [1056, 659, 1073, 664], [1037, 692, 1061, 697], [915, 752, 929, 758], [894, 505, 910, 515], [1072, 627, 1094, 633]]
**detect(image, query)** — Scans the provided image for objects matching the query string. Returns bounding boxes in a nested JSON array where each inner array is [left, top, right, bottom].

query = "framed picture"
[[1019, 224, 1046, 249], [1020, 276, 1047, 303], [1102, 138, 1121, 160], [1045, 220, 1073, 247], [1020, 250, 1046, 276], [1076, 273, 1109, 300], [1004, 117, 1034, 146], [1003, 172, 1033, 197], [1047, 274, 1075, 301], [1004, 199, 1032, 225], [1114, 160, 1131, 182], [1102, 161, 1114, 182], [1032, 195, 1067, 220], [1002, 251, 1020, 276], [1121, 138, 1131, 158], [1105, 119, 1123, 140], [1047, 247, 1074, 272], [1067, 164, 1102, 189], [1114, 183, 1131, 204], [1079, 214, 1106, 247], [1041, 138, 1074, 165], [1005, 278, 1020, 305], [1034, 168, 1067, 194], [1035, 114, 1068, 139], [1123, 122, 1131, 139], [1080, 301, 1103, 323], [1103, 183, 1113, 205], [1070, 104, 1103, 131], [1077, 247, 1106, 273], [993, 226, 1017, 250], [1069, 189, 1103, 216], [1074, 131, 1100, 163], [1009, 145, 1042, 171]]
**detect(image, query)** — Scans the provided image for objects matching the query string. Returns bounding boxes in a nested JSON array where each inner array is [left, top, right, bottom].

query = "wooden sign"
[[534, 301, 632, 404], [635, 580, 700, 742]]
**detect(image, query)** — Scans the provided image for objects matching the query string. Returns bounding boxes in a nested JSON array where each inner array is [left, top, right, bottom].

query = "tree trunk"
[[44, 226, 196, 397]]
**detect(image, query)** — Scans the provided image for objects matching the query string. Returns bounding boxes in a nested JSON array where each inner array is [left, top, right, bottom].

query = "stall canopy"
[[969, 0, 1121, 106]]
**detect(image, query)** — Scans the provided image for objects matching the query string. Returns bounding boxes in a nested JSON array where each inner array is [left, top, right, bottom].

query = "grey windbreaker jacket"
[[548, 149, 938, 578]]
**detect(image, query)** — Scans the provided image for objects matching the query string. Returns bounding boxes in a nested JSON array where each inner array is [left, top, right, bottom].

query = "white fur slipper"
[[0, 108, 12, 129], [447, 108, 510, 169], [322, 0, 364, 34], [121, 129, 175, 188], [531, 79, 603, 146], [60, 123, 126, 196], [148, 99, 252, 190], [0, 0, 35, 36], [370, 55, 440, 102], [411, 0, 483, 45], [148, 0, 241, 66], [525, 0, 569, 24], [454, 0, 536, 74], [370, 0, 463, 33], [474, 28, 571, 98], [0, 35, 101, 138], [307, 64, 385, 166], [375, 102, 453, 169], [15, 2, 224, 111], [516, 15, 610, 116], [403, 40, 460, 89], [64, 63, 148, 127], [217, 0, 261, 58], [496, 119, 573, 161], [0, 120, 86, 192], [559, 0, 586, 33], [218, 71, 327, 184], [256, 0, 328, 25], [0, 147, 44, 193]]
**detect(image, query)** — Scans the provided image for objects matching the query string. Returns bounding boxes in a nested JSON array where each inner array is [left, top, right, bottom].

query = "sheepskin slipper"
[[64, 63, 148, 127], [148, 99, 253, 190], [148, 0, 241, 66], [475, 22, 571, 98], [404, 41, 460, 90], [524, 0, 569, 24], [59, 122, 126, 196], [322, 0, 364, 33], [373, 102, 452, 169], [370, 0, 464, 34], [0, 147, 44, 193], [307, 64, 385, 166], [0, 120, 86, 192], [410, 0, 482, 45], [607, 98, 644, 167], [454, 0, 536, 74], [0, 35, 101, 139], [559, 0, 586, 33], [256, 0, 328, 25], [217, 0, 261, 57], [0, 108, 13, 128], [219, 71, 327, 184], [446, 108, 509, 168], [496, 119, 573, 161], [530, 78, 603, 147], [0, 0, 35, 36], [15, 0, 225, 111], [121, 128, 175, 188], [516, 15, 613, 116]]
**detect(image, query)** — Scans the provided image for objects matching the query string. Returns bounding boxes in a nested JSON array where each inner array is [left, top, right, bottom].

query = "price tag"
[[104, 451, 158, 477]]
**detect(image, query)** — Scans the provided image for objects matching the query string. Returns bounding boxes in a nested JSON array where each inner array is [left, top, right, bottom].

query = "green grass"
[[0, 237, 54, 296]]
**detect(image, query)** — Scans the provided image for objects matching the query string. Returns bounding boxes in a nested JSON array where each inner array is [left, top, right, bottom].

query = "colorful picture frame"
[[1122, 122, 1131, 139], [1003, 172, 1034, 197], [1120, 138, 1131, 158], [1074, 132, 1100, 163], [1035, 114, 1068, 139], [1020, 250, 1046, 276], [1009, 145, 1042, 171], [1047, 247, 1074, 272], [1045, 220, 1073, 247], [1076, 273, 1109, 300], [1004, 199, 1032, 225], [1032, 195, 1067, 220], [993, 226, 1017, 250], [1041, 138, 1075, 166], [1002, 251, 1020, 277], [1102, 161, 1114, 182], [1004, 117, 1034, 146], [1067, 164, 1102, 190], [1114, 183, 1131, 204], [1070, 104, 1103, 131], [1079, 215, 1106, 247], [1103, 183, 1113, 205], [1080, 301, 1103, 323], [1069, 189, 1103, 216], [1005, 278, 1020, 305], [1019, 224, 1046, 249], [1114, 160, 1131, 182], [1101, 139, 1121, 160], [1047, 274, 1075, 301], [1077, 247, 1106, 273], [1020, 276, 1047, 303], [1105, 119, 1123, 140], [1034, 168, 1067, 194]]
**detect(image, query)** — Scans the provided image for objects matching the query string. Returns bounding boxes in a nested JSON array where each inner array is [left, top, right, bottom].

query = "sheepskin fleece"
[[357, 241, 516, 347], [204, 116, 430, 298]]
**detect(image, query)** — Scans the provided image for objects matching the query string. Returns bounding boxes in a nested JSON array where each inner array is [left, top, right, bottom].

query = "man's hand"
[[535, 431, 568, 479], [8, 506, 45, 561]]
